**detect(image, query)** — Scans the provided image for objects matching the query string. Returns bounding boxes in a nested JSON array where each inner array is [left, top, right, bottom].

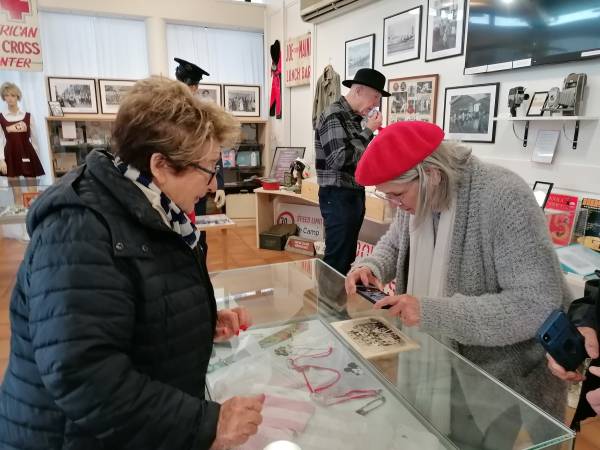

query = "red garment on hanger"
[[0, 112, 44, 178], [269, 43, 282, 119]]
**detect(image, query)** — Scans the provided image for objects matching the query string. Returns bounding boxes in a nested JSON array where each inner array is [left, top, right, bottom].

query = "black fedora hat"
[[174, 57, 209, 85], [342, 68, 390, 97]]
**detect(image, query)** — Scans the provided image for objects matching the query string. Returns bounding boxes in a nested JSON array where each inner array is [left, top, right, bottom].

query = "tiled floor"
[[0, 226, 598, 449]]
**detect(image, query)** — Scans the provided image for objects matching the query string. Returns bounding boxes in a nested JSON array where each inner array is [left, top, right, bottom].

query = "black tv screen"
[[465, 0, 600, 71]]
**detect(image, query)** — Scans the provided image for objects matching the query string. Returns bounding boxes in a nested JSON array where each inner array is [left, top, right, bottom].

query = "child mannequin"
[[0, 82, 45, 207]]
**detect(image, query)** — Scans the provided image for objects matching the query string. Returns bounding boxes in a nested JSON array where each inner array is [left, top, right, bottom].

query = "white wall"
[[39, 0, 266, 75], [267, 0, 600, 197]]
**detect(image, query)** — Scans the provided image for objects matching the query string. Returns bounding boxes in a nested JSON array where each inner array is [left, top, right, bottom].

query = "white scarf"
[[398, 199, 456, 434]]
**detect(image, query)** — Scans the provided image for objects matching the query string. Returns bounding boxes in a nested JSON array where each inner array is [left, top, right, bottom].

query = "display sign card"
[[285, 32, 311, 87], [0, 0, 42, 71], [275, 202, 323, 241]]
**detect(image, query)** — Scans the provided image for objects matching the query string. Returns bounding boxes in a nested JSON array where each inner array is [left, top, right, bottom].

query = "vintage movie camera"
[[508, 86, 529, 117], [543, 73, 587, 116]]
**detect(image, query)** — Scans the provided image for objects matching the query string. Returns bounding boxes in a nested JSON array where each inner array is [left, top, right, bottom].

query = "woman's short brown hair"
[[112, 76, 240, 174], [1, 82, 22, 101]]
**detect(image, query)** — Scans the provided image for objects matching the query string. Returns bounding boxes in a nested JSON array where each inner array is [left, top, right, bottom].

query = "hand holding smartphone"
[[537, 310, 587, 372], [356, 285, 391, 309]]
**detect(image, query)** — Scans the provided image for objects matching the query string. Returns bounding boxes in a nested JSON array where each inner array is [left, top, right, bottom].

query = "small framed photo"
[[533, 181, 554, 209], [383, 6, 422, 66], [527, 91, 549, 117], [443, 82, 499, 143], [425, 0, 467, 62], [47, 77, 98, 114], [345, 34, 375, 80], [269, 146, 306, 182], [387, 74, 438, 125], [196, 83, 223, 107], [48, 101, 63, 117], [98, 79, 136, 114], [223, 84, 260, 117]]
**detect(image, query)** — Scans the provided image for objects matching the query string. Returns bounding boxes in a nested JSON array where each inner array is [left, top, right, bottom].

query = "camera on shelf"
[[508, 86, 529, 117], [543, 73, 587, 116]]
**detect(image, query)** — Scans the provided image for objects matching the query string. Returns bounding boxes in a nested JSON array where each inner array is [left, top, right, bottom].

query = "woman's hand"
[[345, 266, 384, 294], [586, 367, 600, 415], [546, 326, 599, 382], [210, 395, 264, 450], [214, 307, 252, 342], [374, 294, 421, 327], [0, 159, 6, 176]]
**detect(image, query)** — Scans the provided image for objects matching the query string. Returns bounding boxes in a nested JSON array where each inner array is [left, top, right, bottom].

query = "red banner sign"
[[0, 0, 42, 71]]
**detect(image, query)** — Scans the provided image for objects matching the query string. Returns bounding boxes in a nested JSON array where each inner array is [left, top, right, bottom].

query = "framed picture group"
[[46, 76, 260, 118], [387, 74, 438, 125]]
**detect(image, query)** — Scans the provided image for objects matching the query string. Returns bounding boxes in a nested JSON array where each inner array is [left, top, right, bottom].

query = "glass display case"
[[208, 259, 575, 450]]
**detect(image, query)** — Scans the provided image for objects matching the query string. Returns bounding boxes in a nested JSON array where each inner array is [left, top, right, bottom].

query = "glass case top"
[[208, 259, 574, 450]]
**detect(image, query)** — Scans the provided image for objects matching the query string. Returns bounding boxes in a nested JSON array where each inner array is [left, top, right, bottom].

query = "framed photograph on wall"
[[443, 82, 499, 143], [223, 85, 260, 117], [527, 91, 548, 116], [47, 101, 64, 117], [425, 0, 467, 62], [269, 146, 306, 182], [383, 6, 422, 66], [47, 77, 97, 114], [196, 83, 223, 107], [387, 74, 439, 125], [98, 79, 136, 114], [345, 34, 375, 80]]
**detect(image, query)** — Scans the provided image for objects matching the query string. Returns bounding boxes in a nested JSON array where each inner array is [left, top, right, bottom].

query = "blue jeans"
[[318, 186, 365, 275]]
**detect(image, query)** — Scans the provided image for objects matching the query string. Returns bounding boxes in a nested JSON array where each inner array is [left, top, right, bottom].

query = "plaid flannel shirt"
[[314, 96, 373, 190]]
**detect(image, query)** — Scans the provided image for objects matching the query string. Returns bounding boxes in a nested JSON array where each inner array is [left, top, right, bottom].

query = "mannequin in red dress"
[[0, 82, 45, 207]]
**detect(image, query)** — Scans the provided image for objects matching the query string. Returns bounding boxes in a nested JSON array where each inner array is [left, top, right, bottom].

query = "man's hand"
[[214, 190, 226, 209], [214, 307, 252, 342], [210, 395, 264, 450], [586, 367, 600, 415], [546, 326, 599, 382], [374, 294, 421, 327], [366, 111, 383, 132]]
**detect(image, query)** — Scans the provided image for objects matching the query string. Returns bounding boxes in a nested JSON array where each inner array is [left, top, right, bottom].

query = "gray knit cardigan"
[[357, 156, 570, 418]]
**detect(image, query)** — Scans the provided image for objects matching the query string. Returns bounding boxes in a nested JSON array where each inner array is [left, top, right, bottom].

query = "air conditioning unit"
[[300, 0, 378, 24]]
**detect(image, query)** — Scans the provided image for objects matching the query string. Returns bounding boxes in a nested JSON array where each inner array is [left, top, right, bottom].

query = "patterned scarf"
[[113, 156, 201, 249]]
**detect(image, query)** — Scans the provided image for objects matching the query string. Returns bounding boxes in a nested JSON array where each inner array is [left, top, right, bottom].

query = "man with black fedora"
[[174, 57, 226, 259], [315, 68, 388, 275]]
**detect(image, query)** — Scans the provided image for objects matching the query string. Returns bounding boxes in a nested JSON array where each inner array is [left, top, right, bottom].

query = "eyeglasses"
[[373, 190, 403, 206], [189, 162, 216, 185]]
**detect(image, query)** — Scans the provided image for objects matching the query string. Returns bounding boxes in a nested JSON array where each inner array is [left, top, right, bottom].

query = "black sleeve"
[[568, 297, 597, 329], [28, 208, 220, 449]]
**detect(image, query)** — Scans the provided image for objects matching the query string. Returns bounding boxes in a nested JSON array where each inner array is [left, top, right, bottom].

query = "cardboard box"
[[300, 178, 319, 204], [365, 193, 392, 222], [225, 193, 256, 219]]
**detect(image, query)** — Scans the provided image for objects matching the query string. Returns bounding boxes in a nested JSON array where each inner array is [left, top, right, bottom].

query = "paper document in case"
[[556, 243, 600, 277]]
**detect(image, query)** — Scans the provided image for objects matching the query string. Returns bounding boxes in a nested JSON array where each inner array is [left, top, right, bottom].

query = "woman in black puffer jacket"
[[0, 77, 263, 450]]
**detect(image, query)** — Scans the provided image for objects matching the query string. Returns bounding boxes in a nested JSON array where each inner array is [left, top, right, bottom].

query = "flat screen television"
[[465, 0, 600, 72]]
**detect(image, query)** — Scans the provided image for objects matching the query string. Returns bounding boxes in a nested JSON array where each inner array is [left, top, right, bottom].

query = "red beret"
[[355, 121, 445, 186]]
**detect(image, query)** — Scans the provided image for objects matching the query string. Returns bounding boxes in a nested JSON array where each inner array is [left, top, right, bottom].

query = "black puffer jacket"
[[0, 150, 220, 449]]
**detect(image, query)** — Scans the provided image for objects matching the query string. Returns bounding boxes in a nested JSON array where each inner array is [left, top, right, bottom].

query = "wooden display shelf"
[[47, 114, 116, 122]]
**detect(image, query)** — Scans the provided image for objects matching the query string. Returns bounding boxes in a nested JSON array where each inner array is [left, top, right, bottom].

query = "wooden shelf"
[[237, 117, 267, 123], [494, 115, 599, 121], [47, 114, 116, 122]]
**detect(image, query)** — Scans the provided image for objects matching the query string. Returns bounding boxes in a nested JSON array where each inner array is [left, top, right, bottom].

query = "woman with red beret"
[[345, 121, 569, 447]]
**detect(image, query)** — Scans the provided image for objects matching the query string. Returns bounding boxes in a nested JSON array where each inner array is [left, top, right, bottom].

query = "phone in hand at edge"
[[537, 309, 587, 372], [356, 285, 391, 309]]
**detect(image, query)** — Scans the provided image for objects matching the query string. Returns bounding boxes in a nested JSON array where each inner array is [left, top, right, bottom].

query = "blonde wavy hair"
[[392, 140, 472, 226], [113, 76, 240, 174], [1, 82, 22, 101]]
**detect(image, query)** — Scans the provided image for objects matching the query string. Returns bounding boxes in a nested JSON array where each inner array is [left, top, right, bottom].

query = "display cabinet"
[[208, 259, 575, 450]]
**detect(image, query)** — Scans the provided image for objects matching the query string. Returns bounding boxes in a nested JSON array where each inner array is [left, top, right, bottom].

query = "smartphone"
[[356, 285, 391, 309], [537, 309, 587, 371]]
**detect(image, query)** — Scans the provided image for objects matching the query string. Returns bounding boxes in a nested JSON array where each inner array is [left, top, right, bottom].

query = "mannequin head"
[[1, 82, 22, 109]]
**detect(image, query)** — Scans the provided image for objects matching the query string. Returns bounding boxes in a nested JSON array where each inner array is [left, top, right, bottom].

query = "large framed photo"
[[387, 74, 438, 125], [197, 83, 223, 107], [47, 77, 97, 114], [345, 34, 375, 80], [443, 82, 499, 143], [383, 6, 422, 66], [425, 0, 467, 62], [98, 79, 136, 114], [224, 85, 260, 117], [331, 317, 420, 359]]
